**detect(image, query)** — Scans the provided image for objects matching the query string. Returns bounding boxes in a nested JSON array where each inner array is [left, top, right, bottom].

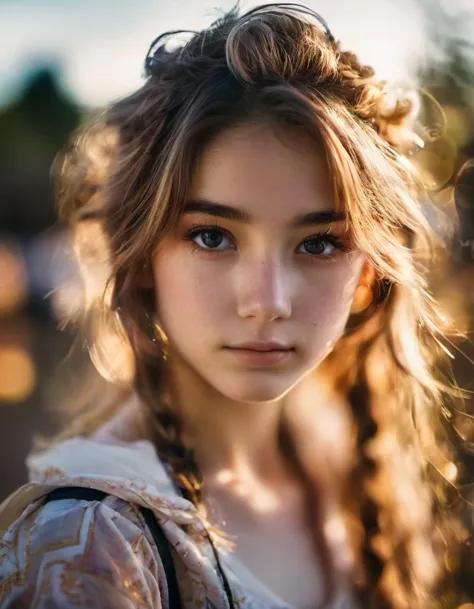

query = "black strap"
[[44, 486, 182, 609]]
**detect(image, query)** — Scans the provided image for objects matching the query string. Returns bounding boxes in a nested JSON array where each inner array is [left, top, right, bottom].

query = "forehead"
[[188, 123, 336, 219]]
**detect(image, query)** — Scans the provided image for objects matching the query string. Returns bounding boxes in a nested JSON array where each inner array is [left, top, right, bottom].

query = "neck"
[[163, 356, 337, 495], [168, 366, 287, 487]]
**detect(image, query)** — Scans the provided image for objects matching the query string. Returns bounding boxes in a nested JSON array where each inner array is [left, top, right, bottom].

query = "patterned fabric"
[[0, 437, 297, 608]]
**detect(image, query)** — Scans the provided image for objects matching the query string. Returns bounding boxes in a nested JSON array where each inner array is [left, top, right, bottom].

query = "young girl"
[[0, 4, 470, 608]]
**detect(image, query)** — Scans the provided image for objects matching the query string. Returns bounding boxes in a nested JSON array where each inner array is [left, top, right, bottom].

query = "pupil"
[[305, 238, 325, 255], [203, 230, 223, 248]]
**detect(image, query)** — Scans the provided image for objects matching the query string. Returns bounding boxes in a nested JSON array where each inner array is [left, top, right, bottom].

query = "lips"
[[223, 343, 295, 366], [225, 341, 294, 352]]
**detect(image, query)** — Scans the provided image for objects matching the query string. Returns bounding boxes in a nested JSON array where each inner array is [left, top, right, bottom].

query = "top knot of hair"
[[225, 6, 339, 87]]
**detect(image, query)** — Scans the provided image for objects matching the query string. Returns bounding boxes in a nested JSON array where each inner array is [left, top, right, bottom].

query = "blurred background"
[[0, 0, 473, 502]]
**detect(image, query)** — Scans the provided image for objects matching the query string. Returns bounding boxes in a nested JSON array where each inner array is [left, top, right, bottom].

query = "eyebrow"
[[184, 199, 346, 227]]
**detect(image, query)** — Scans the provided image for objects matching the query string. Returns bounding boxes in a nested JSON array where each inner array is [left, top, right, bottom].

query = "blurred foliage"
[[0, 69, 82, 236]]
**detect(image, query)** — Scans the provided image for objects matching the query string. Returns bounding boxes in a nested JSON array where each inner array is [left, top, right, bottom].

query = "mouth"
[[225, 341, 295, 352], [223, 342, 295, 366]]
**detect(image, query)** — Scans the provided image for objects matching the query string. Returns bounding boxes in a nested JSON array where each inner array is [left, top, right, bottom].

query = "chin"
[[218, 375, 299, 404]]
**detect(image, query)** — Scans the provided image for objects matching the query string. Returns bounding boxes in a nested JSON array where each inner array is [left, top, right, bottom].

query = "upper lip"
[[225, 341, 294, 351]]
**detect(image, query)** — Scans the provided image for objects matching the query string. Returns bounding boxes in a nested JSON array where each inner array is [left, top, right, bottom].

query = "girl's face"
[[152, 124, 365, 403]]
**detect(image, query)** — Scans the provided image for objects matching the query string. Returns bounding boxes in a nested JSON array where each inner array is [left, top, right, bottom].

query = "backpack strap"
[[44, 486, 182, 609]]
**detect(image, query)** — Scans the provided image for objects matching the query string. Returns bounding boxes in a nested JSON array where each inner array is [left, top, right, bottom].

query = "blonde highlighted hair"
[[52, 4, 468, 607]]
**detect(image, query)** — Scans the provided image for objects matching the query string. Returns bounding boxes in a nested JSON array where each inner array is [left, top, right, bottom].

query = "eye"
[[188, 227, 233, 251], [298, 234, 344, 256]]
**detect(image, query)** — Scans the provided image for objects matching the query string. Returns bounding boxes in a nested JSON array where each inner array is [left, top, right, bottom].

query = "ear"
[[350, 260, 377, 314], [358, 259, 377, 287]]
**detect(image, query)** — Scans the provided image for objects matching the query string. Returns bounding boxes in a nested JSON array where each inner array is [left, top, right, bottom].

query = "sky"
[[0, 0, 473, 108]]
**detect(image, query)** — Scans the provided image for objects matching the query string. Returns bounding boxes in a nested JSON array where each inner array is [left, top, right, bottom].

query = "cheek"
[[153, 252, 230, 330], [300, 260, 362, 333]]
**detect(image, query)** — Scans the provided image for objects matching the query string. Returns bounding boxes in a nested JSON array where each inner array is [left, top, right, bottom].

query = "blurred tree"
[[0, 68, 82, 236]]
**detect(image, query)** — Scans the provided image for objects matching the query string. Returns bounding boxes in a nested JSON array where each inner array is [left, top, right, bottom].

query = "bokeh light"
[[0, 245, 28, 316], [0, 345, 36, 403]]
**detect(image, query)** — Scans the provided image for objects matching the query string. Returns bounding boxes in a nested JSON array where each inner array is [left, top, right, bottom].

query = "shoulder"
[[26, 436, 181, 502], [0, 493, 165, 608]]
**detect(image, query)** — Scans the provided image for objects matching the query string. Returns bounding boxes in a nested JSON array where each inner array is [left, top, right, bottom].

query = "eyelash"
[[183, 223, 347, 259]]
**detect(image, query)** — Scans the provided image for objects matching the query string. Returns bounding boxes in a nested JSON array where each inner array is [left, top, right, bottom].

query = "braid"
[[344, 355, 440, 609], [346, 374, 393, 609], [132, 340, 206, 512], [153, 403, 203, 507], [109, 281, 207, 514], [135, 356, 236, 551]]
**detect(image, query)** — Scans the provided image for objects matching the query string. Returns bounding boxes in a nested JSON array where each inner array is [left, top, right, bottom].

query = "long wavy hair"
[[50, 4, 470, 608]]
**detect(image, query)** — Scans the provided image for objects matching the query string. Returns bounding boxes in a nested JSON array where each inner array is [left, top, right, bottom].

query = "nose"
[[236, 254, 293, 322]]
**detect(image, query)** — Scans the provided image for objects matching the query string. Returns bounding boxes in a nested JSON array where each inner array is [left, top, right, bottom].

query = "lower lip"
[[224, 348, 294, 366]]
